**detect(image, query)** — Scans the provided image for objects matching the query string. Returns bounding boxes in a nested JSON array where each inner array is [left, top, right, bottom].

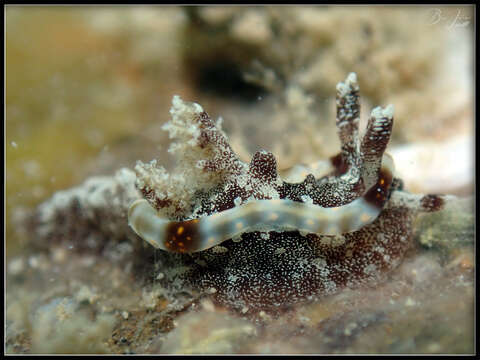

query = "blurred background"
[[6, 5, 474, 257]]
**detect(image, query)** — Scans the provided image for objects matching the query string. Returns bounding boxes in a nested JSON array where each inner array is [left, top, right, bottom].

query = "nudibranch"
[[129, 72, 446, 312]]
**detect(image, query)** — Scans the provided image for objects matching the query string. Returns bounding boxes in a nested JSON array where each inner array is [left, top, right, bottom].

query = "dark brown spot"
[[420, 194, 445, 212], [363, 168, 393, 208], [330, 152, 349, 176], [165, 219, 202, 253]]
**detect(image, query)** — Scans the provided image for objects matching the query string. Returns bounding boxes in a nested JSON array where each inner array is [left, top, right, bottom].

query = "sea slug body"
[[128, 72, 446, 312]]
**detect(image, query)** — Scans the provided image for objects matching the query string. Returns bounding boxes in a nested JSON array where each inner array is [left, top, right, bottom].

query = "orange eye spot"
[[177, 226, 184, 235], [379, 178, 385, 185]]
